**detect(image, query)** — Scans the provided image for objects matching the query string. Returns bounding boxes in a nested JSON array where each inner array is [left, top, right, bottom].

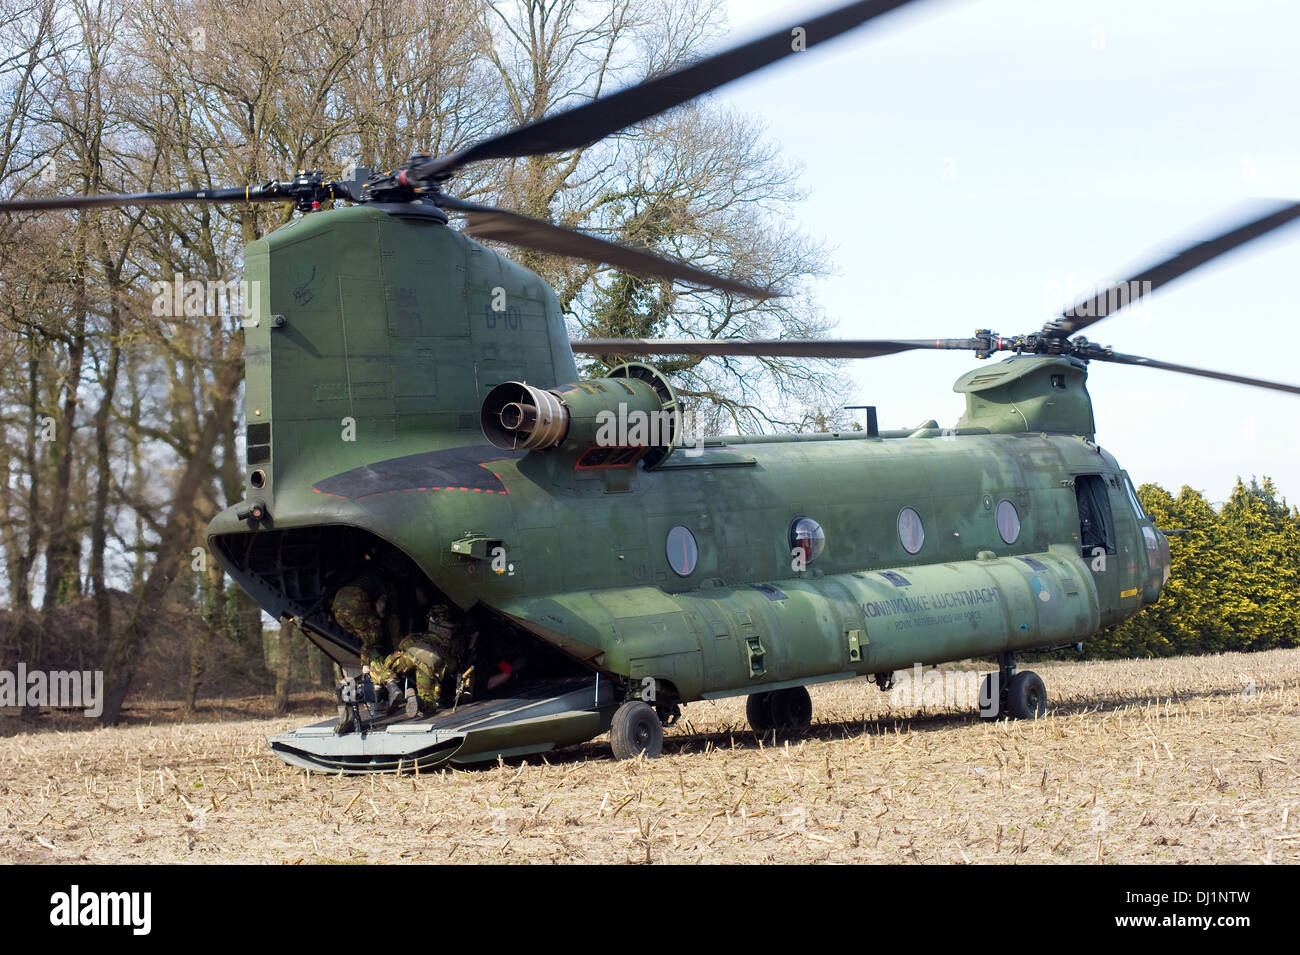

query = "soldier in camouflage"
[[382, 605, 477, 717], [329, 568, 404, 733], [330, 573, 400, 681]]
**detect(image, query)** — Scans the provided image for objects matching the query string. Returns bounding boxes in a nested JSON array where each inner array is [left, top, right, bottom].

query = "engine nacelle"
[[480, 362, 679, 469]]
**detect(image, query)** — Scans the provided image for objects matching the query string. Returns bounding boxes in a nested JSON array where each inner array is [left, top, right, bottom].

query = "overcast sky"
[[713, 0, 1300, 504]]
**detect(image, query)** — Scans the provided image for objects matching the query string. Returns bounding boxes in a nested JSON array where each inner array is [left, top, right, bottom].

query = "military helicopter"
[[4, 0, 1298, 773]]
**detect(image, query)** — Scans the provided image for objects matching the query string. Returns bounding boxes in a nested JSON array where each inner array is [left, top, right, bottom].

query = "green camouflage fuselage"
[[209, 204, 1170, 704]]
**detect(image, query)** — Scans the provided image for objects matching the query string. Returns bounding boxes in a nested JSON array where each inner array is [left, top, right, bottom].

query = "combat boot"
[[405, 688, 437, 719], [385, 680, 404, 714]]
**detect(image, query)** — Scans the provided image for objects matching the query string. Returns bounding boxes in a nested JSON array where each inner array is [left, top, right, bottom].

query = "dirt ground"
[[1, 649, 1297, 864]]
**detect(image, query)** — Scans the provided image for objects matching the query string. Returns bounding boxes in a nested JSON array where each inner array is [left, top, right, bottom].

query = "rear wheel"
[[610, 701, 664, 760], [746, 692, 774, 734], [768, 686, 813, 735]]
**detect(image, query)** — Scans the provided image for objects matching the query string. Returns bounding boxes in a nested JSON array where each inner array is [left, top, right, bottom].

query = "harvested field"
[[1, 649, 1297, 864]]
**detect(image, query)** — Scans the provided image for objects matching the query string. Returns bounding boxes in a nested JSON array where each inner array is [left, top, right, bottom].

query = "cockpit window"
[[1122, 474, 1147, 520], [1075, 474, 1116, 555]]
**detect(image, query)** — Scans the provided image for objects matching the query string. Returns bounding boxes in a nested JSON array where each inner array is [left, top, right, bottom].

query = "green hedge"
[[1080, 478, 1300, 659]]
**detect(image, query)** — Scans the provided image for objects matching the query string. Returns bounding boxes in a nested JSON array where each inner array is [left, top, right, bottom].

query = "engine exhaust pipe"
[[481, 382, 568, 450], [480, 363, 681, 467]]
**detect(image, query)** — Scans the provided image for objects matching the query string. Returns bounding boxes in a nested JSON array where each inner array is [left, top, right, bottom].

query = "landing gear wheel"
[[1006, 670, 1047, 719], [610, 701, 664, 760], [746, 692, 774, 734], [768, 686, 813, 735]]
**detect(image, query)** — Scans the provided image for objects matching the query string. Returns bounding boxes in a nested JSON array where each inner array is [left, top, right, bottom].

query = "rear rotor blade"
[[421, 0, 925, 180], [442, 196, 774, 299], [0, 186, 265, 211], [570, 337, 984, 358], [0, 176, 358, 213], [1051, 200, 1300, 337], [1092, 350, 1300, 395]]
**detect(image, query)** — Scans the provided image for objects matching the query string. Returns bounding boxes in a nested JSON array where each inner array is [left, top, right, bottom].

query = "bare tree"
[[471, 0, 842, 429], [0, 0, 847, 721]]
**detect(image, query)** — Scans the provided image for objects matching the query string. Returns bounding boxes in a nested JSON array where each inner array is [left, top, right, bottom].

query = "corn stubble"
[[0, 649, 1296, 865]]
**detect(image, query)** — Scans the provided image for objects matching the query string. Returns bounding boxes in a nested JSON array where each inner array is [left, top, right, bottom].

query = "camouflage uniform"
[[330, 573, 399, 684], [382, 606, 472, 710], [382, 631, 455, 709]]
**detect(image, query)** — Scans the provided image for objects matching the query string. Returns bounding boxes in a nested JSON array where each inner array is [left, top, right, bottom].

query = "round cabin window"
[[897, 507, 925, 555], [789, 517, 826, 565], [996, 499, 1021, 544], [666, 525, 699, 577]]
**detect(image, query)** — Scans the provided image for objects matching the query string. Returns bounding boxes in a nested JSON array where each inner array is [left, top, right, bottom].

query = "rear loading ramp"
[[269, 676, 618, 774]]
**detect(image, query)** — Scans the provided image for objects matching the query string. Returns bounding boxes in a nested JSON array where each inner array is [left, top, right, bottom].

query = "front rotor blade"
[[423, 0, 925, 179], [443, 197, 774, 299], [1051, 200, 1300, 337], [1097, 350, 1300, 395], [570, 338, 983, 358]]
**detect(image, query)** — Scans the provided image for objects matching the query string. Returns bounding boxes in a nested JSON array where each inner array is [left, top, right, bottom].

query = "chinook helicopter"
[[4, 0, 1298, 773]]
